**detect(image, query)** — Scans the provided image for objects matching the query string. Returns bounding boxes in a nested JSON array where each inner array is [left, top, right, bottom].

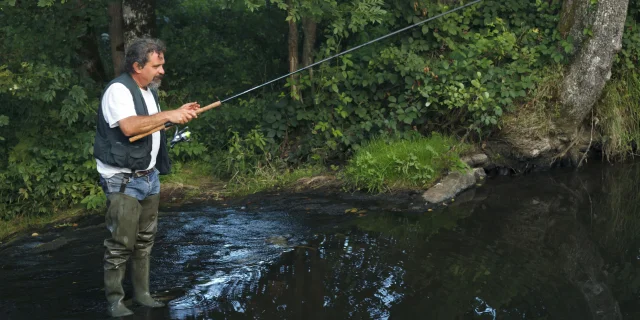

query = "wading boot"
[[104, 266, 134, 317], [132, 256, 165, 307], [103, 193, 142, 317], [132, 194, 164, 308]]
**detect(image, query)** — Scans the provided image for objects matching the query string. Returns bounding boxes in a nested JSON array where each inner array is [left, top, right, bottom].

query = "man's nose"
[[158, 66, 165, 75]]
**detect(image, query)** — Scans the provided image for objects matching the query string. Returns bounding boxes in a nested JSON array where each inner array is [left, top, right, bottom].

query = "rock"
[[461, 153, 489, 168], [31, 233, 39, 237], [471, 153, 489, 167], [473, 168, 486, 180], [422, 170, 477, 204]]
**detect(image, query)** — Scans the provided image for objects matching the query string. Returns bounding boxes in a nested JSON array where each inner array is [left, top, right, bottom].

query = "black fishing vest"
[[94, 73, 171, 174]]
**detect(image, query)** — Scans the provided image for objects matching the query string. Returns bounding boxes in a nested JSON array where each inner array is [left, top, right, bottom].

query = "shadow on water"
[[1, 161, 640, 319]]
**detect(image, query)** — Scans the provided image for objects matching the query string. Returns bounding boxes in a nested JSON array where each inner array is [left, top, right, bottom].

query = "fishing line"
[[222, 0, 482, 103], [131, 0, 483, 142]]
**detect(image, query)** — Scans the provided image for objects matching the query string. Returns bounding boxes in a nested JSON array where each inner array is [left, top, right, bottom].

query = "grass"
[[501, 65, 564, 139], [224, 164, 326, 196], [161, 159, 327, 199], [594, 70, 640, 160], [342, 133, 471, 193]]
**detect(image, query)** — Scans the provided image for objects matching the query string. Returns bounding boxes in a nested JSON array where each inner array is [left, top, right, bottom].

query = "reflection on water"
[[1, 161, 640, 319]]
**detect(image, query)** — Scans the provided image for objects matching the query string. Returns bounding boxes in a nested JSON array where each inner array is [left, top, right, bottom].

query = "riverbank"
[[0, 137, 482, 244], [0, 163, 338, 243], [0, 163, 426, 244]]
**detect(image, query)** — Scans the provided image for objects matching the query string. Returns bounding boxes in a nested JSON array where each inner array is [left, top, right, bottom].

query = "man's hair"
[[124, 38, 166, 74]]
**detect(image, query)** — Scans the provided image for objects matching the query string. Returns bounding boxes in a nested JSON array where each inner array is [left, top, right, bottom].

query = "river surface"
[[1, 161, 640, 319]]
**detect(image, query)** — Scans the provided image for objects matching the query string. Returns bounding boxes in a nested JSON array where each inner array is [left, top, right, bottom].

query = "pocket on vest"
[[110, 142, 151, 170], [110, 142, 129, 167], [129, 145, 151, 170]]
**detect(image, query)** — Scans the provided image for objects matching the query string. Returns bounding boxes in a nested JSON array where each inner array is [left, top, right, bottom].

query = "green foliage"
[[0, 115, 8, 141], [264, 0, 568, 163], [343, 133, 468, 193], [614, 2, 640, 72], [0, 0, 107, 219]]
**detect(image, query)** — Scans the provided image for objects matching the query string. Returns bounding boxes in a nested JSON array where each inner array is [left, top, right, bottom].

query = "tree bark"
[[122, 0, 156, 48], [301, 18, 316, 69], [108, 0, 125, 76], [559, 0, 629, 128]]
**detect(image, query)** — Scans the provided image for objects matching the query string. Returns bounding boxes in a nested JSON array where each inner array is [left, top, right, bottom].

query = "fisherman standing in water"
[[93, 38, 200, 317]]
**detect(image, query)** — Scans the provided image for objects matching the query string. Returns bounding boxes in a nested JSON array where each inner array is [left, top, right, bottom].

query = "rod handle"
[[128, 100, 222, 142]]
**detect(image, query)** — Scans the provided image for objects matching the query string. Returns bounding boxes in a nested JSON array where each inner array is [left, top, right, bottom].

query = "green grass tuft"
[[342, 134, 470, 193]]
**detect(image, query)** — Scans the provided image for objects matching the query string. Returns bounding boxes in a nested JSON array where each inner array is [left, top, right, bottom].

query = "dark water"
[[1, 161, 640, 319]]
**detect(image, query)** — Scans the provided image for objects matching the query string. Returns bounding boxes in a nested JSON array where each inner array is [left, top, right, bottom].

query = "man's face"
[[135, 51, 165, 89]]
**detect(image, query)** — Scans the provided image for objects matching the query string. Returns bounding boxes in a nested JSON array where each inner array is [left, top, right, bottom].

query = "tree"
[[108, 0, 125, 76], [122, 0, 157, 46], [558, 0, 630, 128], [487, 0, 631, 169]]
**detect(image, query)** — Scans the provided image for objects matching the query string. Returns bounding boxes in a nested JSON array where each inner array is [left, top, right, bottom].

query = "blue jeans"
[[99, 169, 161, 200]]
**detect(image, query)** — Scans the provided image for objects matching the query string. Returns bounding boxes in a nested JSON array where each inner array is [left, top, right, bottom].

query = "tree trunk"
[[122, 0, 156, 48], [287, 0, 300, 100], [559, 0, 629, 128], [108, 0, 125, 76], [73, 0, 107, 82], [485, 0, 630, 171], [301, 18, 316, 69]]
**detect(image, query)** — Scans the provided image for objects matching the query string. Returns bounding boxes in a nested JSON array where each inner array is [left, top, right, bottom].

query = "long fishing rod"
[[130, 0, 483, 143]]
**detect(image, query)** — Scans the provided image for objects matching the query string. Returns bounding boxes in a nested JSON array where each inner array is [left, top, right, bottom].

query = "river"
[[1, 161, 639, 319]]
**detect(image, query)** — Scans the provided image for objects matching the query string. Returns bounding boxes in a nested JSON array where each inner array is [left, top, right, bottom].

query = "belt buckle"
[[134, 168, 153, 177]]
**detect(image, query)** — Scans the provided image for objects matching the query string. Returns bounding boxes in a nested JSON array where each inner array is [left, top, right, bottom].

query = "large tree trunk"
[[486, 0, 630, 171], [108, 0, 125, 76], [122, 0, 156, 48], [558, 0, 629, 127]]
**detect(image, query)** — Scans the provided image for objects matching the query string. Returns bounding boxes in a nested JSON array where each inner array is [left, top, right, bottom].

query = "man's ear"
[[133, 62, 143, 73]]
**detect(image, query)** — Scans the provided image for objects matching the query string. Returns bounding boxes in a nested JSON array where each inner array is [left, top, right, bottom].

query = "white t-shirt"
[[96, 83, 161, 178]]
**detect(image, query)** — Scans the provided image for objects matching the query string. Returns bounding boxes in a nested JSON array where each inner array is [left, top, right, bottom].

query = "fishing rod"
[[130, 0, 483, 143]]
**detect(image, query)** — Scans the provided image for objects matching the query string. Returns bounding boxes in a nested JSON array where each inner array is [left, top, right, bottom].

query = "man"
[[94, 38, 200, 317]]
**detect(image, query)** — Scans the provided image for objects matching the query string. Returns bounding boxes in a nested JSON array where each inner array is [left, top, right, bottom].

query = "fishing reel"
[[170, 125, 192, 148]]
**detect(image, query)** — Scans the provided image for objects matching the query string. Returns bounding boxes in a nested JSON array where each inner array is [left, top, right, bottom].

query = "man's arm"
[[119, 102, 200, 137]]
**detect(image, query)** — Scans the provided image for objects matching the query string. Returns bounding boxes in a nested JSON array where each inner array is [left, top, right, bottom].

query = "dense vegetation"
[[1, 0, 639, 220]]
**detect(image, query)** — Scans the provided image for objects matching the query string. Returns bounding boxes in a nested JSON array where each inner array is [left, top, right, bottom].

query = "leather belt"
[[133, 167, 155, 177]]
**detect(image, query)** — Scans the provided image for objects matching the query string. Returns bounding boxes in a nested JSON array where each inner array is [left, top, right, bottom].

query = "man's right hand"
[[167, 102, 200, 124]]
